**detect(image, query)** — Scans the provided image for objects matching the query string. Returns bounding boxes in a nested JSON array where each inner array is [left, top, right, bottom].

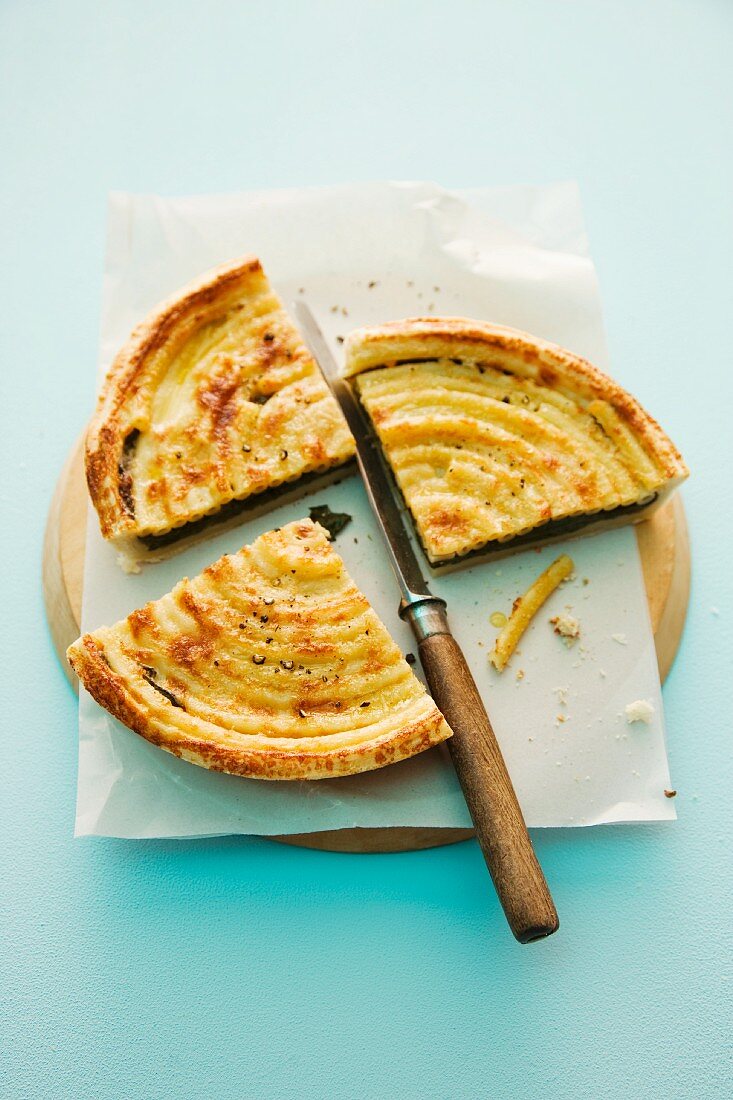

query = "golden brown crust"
[[67, 519, 452, 780], [86, 258, 355, 556], [345, 318, 688, 564]]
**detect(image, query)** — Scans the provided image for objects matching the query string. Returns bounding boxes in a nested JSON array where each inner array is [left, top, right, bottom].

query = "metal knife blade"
[[294, 301, 442, 615]]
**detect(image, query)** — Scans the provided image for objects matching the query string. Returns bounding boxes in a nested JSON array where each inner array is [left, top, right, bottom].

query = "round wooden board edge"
[[44, 438, 691, 854]]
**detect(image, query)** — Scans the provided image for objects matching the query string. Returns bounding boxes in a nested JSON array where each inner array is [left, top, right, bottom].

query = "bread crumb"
[[555, 714, 568, 726], [552, 685, 569, 706], [664, 789, 677, 798], [625, 699, 655, 724], [515, 668, 525, 682], [611, 633, 627, 645]]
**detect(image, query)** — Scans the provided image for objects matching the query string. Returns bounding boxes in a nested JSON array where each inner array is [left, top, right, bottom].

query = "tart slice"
[[345, 318, 688, 568], [67, 519, 452, 780], [86, 257, 355, 569]]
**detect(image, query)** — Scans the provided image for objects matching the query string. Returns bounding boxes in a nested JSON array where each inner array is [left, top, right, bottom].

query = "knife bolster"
[[401, 597, 450, 642]]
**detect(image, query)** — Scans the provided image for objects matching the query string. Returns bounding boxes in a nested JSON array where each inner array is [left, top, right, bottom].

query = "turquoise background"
[[2, 2, 731, 1097]]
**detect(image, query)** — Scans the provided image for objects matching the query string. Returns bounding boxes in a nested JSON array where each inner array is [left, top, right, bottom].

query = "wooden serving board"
[[44, 438, 690, 854]]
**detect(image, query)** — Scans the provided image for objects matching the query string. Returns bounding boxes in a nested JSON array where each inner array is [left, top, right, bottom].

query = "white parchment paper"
[[76, 181, 675, 837]]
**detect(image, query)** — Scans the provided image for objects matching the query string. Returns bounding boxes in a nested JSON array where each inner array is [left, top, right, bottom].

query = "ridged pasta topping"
[[346, 318, 687, 564]]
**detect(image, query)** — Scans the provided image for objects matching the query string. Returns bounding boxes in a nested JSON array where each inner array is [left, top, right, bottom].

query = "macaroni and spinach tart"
[[67, 519, 452, 780], [345, 318, 688, 567], [86, 257, 355, 569]]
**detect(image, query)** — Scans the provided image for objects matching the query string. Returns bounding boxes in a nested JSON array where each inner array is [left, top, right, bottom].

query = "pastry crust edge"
[[67, 635, 452, 782]]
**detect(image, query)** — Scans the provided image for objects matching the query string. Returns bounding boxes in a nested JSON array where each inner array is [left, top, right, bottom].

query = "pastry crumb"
[[552, 685, 569, 706], [611, 633, 628, 645], [664, 789, 677, 798], [550, 613, 580, 645], [116, 550, 142, 575], [515, 668, 525, 682], [625, 699, 655, 724]]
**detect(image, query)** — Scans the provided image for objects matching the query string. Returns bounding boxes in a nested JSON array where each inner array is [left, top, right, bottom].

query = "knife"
[[295, 303, 558, 943]]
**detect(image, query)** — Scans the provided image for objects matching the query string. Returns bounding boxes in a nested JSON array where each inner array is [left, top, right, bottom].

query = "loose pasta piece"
[[490, 554, 575, 671]]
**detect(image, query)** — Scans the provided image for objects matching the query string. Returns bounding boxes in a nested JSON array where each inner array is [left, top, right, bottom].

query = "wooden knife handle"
[[418, 630, 559, 943]]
